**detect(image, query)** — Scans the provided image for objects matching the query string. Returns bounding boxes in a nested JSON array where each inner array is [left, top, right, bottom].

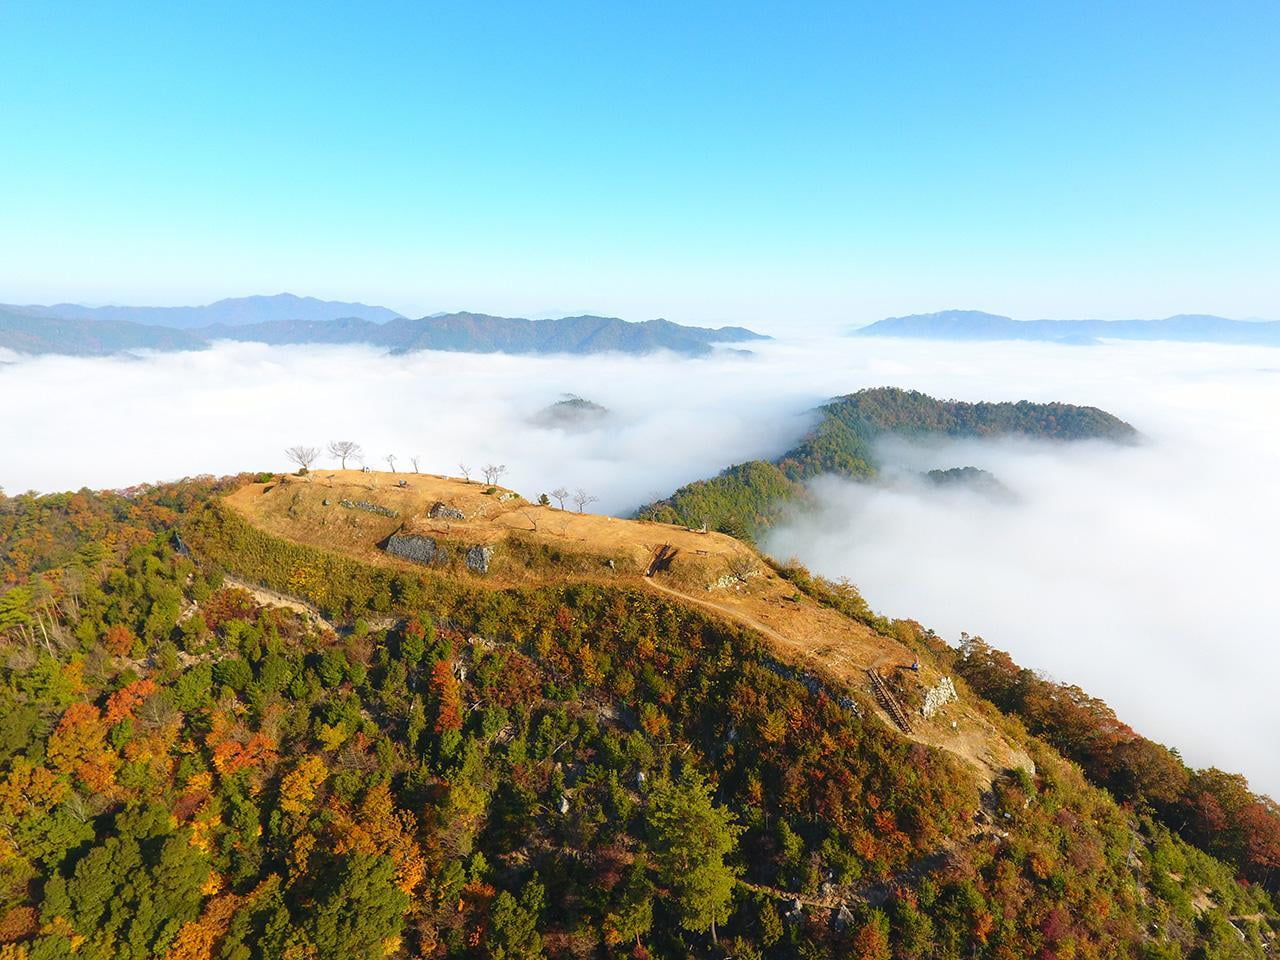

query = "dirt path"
[[642, 574, 794, 647], [220, 573, 337, 633]]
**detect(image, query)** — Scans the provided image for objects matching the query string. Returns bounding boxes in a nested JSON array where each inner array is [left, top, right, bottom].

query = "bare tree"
[[458, 464, 472, 483], [726, 551, 760, 584], [385, 454, 397, 473], [410, 455, 420, 473], [550, 486, 569, 510], [285, 445, 320, 474], [572, 488, 598, 513], [520, 509, 539, 532], [482, 464, 508, 486], [327, 440, 362, 469]]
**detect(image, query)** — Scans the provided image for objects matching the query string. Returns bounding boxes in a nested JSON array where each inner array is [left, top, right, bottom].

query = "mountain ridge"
[[7, 292, 404, 329], [0, 302, 768, 357], [857, 308, 1280, 345]]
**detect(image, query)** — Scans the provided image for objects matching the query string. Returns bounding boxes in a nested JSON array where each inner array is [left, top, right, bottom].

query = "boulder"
[[466, 544, 494, 574]]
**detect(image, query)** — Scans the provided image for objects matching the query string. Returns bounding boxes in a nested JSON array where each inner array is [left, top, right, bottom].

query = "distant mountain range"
[[0, 294, 767, 357], [10, 293, 403, 329], [855, 309, 1280, 346]]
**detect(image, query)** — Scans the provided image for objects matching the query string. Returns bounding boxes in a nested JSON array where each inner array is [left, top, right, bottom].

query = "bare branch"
[[285, 445, 320, 474], [327, 440, 362, 469], [572, 488, 598, 513]]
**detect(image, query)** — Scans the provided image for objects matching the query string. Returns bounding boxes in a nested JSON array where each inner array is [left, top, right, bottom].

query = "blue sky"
[[1, 1, 1277, 329]]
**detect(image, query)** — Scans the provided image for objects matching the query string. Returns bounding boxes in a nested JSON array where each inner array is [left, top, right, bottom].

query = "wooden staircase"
[[866, 668, 914, 734], [644, 543, 678, 577]]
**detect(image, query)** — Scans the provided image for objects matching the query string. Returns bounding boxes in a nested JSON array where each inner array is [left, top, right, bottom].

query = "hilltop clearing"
[[225, 469, 1031, 781]]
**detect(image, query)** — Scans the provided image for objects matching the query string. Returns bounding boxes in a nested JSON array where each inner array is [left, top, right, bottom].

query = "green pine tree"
[[646, 768, 743, 944]]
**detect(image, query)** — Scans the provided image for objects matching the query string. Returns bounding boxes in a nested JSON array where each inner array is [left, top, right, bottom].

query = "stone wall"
[[340, 498, 398, 518], [385, 533, 493, 575], [385, 533, 447, 566], [428, 502, 466, 521], [921, 677, 958, 718]]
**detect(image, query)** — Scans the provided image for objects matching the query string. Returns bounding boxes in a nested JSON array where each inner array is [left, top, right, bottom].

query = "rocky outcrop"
[[340, 498, 398, 518], [428, 502, 466, 521], [922, 677, 958, 718], [385, 533, 493, 575], [466, 545, 494, 574], [385, 533, 448, 566]]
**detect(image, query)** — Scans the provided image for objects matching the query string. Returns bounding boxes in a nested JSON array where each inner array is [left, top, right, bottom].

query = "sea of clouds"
[[2, 335, 1278, 794]]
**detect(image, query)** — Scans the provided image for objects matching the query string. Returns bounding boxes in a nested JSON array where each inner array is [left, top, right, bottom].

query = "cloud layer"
[[3, 336, 1278, 794]]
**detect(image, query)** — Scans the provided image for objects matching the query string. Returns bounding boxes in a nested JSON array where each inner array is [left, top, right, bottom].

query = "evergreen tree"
[[645, 769, 743, 944], [304, 853, 409, 960]]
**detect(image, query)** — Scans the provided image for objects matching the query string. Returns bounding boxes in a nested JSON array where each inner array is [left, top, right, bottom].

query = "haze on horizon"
[[2, 1, 1279, 329]]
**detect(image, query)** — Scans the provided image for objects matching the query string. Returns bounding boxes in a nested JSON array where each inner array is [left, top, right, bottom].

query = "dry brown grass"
[[224, 469, 1032, 782]]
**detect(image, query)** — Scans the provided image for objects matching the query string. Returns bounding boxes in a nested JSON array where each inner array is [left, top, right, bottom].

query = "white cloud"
[[764, 339, 1280, 797], [3, 335, 1278, 795]]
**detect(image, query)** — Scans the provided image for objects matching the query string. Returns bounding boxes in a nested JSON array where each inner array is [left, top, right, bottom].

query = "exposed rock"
[[708, 570, 758, 590], [340, 498, 398, 518], [465, 544, 494, 574], [922, 677, 958, 718], [497, 491, 520, 503], [385, 533, 444, 565], [428, 501, 466, 521]]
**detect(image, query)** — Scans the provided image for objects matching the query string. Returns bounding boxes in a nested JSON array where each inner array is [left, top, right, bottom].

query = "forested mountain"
[[636, 387, 1137, 537], [0, 472, 1275, 959], [0, 305, 765, 358], [0, 307, 206, 356], [8, 294, 403, 330], [856, 310, 1280, 346], [211, 313, 766, 356]]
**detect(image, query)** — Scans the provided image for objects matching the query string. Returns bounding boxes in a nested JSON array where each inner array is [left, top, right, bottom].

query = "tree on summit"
[[327, 440, 362, 469], [285, 446, 319, 474]]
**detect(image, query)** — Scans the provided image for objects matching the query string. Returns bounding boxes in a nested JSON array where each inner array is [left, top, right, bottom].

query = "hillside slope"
[[0, 474, 1275, 958], [637, 387, 1137, 537], [218, 470, 1032, 782], [0, 306, 206, 355]]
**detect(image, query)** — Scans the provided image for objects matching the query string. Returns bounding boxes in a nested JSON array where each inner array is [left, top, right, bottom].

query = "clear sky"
[[1, 1, 1277, 330]]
